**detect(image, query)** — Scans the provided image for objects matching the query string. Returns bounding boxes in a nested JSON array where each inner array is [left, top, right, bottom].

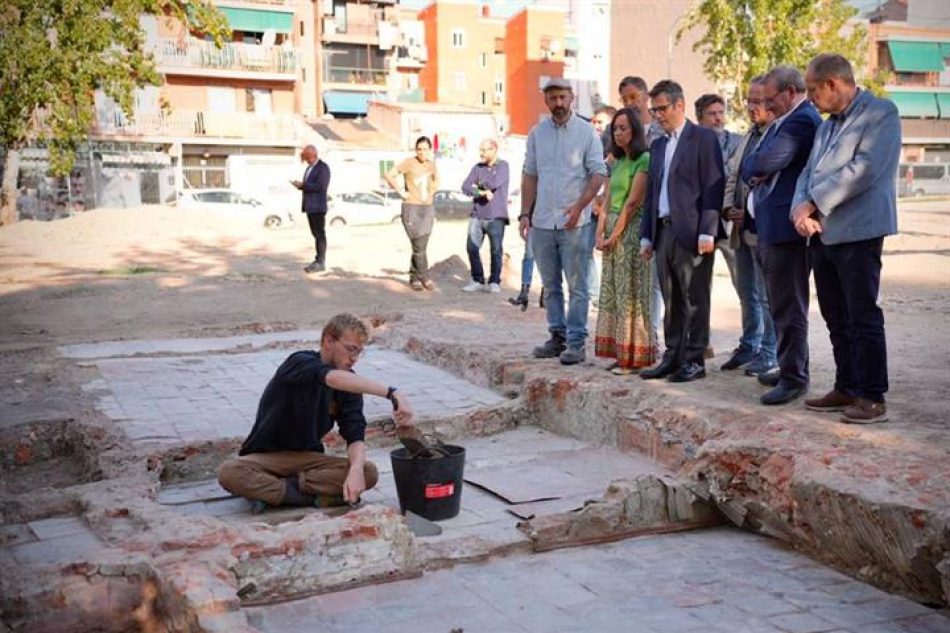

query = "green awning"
[[887, 41, 945, 72], [888, 91, 939, 118], [219, 7, 293, 33], [937, 93, 950, 119]]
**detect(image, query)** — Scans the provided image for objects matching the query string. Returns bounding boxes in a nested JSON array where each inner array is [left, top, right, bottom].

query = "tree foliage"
[[0, 0, 229, 175], [678, 0, 870, 112]]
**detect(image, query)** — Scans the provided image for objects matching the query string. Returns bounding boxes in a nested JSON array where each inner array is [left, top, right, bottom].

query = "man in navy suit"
[[741, 66, 822, 405], [639, 80, 725, 382], [293, 144, 331, 273], [793, 54, 900, 424]]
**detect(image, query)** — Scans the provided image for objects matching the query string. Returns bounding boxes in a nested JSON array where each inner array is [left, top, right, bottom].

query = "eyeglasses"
[[334, 337, 364, 359], [648, 103, 672, 115]]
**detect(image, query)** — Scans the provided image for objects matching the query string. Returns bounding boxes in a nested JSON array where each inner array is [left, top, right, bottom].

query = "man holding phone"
[[292, 144, 331, 273]]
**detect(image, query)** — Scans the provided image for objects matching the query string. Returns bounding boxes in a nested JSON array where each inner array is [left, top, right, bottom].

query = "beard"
[[552, 106, 568, 118]]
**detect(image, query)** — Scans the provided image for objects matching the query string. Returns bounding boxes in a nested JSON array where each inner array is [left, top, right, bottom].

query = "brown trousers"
[[217, 451, 379, 507]]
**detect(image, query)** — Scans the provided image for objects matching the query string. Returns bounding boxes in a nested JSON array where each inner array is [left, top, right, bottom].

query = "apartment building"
[[417, 0, 507, 129], [866, 0, 950, 162], [88, 0, 321, 205], [505, 5, 567, 135], [317, 0, 419, 117]]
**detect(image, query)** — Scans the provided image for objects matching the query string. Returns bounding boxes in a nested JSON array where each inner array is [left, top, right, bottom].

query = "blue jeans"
[[736, 237, 777, 363], [531, 223, 593, 347], [467, 218, 506, 284], [521, 232, 535, 286]]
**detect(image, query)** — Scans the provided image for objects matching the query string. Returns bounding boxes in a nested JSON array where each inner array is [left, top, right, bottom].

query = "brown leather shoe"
[[840, 398, 888, 424], [804, 389, 855, 412]]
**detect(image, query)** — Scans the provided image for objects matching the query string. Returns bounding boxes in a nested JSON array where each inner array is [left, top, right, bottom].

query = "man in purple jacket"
[[460, 138, 510, 293]]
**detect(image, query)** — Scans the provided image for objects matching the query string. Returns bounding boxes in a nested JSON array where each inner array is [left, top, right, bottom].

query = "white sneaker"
[[462, 281, 485, 292], [487, 283, 502, 293]]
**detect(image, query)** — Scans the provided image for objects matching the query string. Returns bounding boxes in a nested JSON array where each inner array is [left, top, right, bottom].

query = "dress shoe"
[[840, 398, 888, 424], [761, 383, 806, 406], [804, 389, 855, 412], [669, 362, 706, 383], [304, 261, 325, 273], [640, 360, 676, 380], [757, 367, 780, 387], [720, 346, 758, 371]]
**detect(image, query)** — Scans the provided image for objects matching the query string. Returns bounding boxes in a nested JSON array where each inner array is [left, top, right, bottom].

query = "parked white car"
[[177, 189, 295, 228], [327, 191, 401, 227]]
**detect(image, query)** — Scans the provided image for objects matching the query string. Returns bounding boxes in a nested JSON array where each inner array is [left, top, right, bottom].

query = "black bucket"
[[390, 445, 465, 521]]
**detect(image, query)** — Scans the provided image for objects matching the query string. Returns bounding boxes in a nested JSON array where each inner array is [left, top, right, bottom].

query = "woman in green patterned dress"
[[594, 107, 657, 374]]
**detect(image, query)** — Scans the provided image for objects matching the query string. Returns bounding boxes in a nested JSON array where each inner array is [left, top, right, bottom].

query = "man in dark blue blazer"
[[639, 80, 725, 382], [292, 144, 331, 273], [741, 66, 822, 405]]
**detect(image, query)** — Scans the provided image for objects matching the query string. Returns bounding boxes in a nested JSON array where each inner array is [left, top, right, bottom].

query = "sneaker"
[[421, 279, 435, 290], [304, 261, 325, 273], [487, 282, 501, 293], [756, 367, 781, 387], [559, 345, 586, 365], [720, 346, 758, 371], [840, 398, 888, 424], [533, 335, 566, 358], [462, 281, 485, 292], [410, 280, 424, 291], [744, 356, 778, 377], [805, 389, 856, 412]]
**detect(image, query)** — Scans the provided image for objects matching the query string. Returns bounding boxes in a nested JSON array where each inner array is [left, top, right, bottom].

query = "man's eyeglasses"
[[648, 103, 672, 115], [335, 337, 364, 359]]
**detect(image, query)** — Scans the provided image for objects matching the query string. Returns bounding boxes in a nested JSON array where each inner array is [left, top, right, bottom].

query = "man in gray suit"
[[792, 53, 900, 424]]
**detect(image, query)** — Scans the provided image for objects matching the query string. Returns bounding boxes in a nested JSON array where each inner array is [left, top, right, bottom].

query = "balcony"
[[92, 109, 299, 142], [153, 38, 298, 81], [901, 118, 950, 143], [395, 45, 427, 68], [324, 65, 388, 89], [322, 16, 381, 45]]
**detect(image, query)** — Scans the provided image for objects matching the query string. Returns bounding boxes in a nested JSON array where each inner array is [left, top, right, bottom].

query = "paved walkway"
[[246, 528, 948, 633], [66, 332, 506, 445]]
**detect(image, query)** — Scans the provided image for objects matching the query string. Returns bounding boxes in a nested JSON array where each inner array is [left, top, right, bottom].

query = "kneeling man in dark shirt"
[[218, 313, 415, 509]]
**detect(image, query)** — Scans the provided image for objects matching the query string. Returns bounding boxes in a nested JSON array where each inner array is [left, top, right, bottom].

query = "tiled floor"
[[246, 528, 950, 633], [74, 333, 506, 445]]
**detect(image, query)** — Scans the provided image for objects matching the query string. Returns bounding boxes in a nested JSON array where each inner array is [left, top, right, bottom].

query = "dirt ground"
[[0, 199, 948, 433]]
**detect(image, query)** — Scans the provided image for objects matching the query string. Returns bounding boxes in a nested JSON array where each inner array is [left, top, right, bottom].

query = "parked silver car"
[[177, 189, 294, 228]]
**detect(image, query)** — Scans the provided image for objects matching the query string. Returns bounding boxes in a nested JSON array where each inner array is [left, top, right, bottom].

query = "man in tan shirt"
[[385, 136, 439, 291]]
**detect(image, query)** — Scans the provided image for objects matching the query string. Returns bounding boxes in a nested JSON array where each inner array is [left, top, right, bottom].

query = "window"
[[480, 91, 487, 105], [453, 71, 466, 90], [300, 21, 304, 36], [494, 78, 504, 96], [494, 37, 504, 54], [451, 29, 464, 48], [479, 52, 487, 68]]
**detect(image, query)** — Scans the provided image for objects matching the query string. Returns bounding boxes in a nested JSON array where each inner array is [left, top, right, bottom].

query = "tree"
[[678, 0, 871, 114], [0, 0, 229, 225]]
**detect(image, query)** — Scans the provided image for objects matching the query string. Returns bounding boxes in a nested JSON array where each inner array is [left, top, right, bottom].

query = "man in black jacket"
[[218, 314, 415, 510], [292, 144, 331, 273]]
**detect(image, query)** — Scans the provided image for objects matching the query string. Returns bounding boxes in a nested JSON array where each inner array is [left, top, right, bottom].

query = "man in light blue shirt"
[[520, 77, 608, 365]]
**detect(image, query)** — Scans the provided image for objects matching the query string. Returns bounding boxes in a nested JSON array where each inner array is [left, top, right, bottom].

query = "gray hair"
[[807, 53, 855, 85], [748, 74, 767, 86], [480, 138, 498, 149], [765, 65, 806, 93]]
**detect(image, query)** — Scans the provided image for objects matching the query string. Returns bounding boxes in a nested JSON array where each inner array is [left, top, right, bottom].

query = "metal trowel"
[[404, 510, 443, 537]]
